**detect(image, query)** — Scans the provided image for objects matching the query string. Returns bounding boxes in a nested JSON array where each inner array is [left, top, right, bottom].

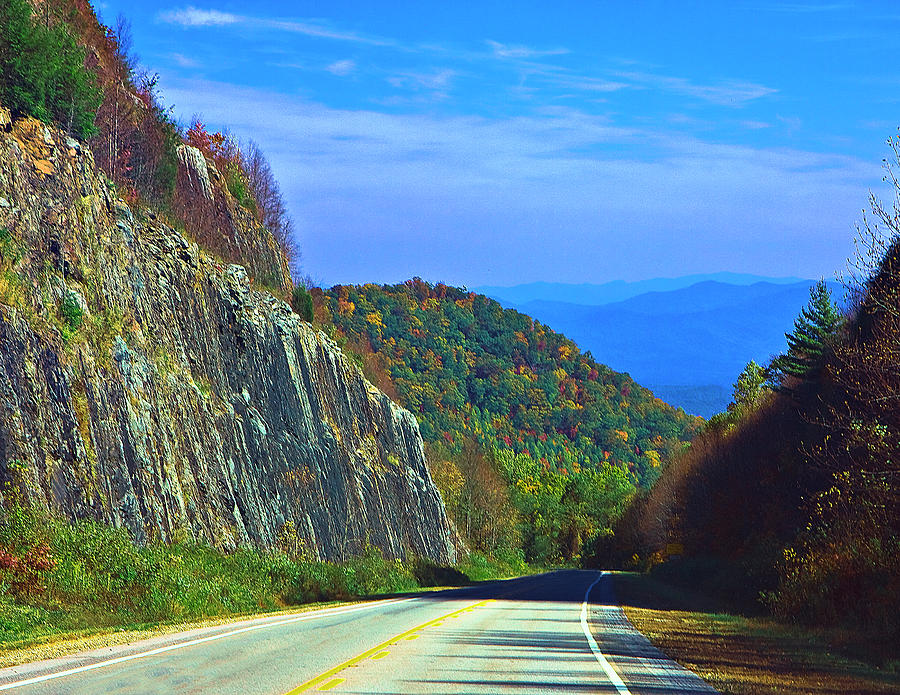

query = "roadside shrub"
[[0, 504, 529, 648], [410, 559, 469, 587], [457, 548, 529, 581], [339, 546, 416, 597], [0, 543, 53, 595], [0, 594, 48, 642]]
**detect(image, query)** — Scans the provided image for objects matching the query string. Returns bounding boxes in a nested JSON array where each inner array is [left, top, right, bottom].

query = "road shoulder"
[[587, 572, 719, 694], [612, 571, 900, 695]]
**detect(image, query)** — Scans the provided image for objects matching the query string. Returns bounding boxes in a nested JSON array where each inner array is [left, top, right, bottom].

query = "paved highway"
[[0, 570, 716, 694]]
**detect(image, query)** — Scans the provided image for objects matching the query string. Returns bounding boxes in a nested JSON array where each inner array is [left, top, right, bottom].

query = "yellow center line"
[[318, 677, 344, 691], [370, 650, 390, 660], [283, 599, 489, 694]]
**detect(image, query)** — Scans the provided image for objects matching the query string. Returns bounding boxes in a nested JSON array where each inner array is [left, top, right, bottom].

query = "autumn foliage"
[[0, 542, 54, 595], [177, 120, 299, 280], [322, 279, 698, 489]]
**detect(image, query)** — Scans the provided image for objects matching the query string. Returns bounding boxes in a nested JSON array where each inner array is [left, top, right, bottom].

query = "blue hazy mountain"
[[482, 278, 834, 417], [474, 273, 807, 307]]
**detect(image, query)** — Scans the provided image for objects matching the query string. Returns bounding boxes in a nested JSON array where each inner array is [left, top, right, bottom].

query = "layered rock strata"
[[0, 108, 457, 563]]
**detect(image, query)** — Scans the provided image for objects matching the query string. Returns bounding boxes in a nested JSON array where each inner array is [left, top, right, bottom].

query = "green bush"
[[291, 284, 314, 322], [457, 548, 529, 582], [58, 291, 83, 333], [0, 0, 101, 139], [224, 162, 253, 210]]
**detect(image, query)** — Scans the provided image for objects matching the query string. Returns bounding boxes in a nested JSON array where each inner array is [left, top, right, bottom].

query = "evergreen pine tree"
[[729, 360, 767, 414], [771, 279, 843, 384]]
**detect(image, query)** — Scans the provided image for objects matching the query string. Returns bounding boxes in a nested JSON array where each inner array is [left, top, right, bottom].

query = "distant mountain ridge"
[[474, 273, 809, 307], [477, 276, 835, 417]]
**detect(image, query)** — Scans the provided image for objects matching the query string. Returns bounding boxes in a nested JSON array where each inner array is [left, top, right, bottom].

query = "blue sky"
[[95, 1, 898, 287]]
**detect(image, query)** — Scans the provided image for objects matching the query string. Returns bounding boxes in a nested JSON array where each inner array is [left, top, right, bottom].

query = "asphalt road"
[[0, 570, 717, 694]]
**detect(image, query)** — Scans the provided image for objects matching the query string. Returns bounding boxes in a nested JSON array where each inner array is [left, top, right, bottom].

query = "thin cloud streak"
[[158, 7, 238, 26], [614, 70, 777, 106], [158, 6, 396, 46], [326, 60, 356, 76], [170, 52, 201, 68], [753, 2, 854, 12], [387, 69, 457, 95], [487, 40, 570, 59]]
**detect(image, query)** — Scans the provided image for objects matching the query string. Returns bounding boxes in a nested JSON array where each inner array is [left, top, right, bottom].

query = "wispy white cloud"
[[777, 114, 803, 132], [159, 78, 871, 207], [170, 52, 201, 68], [549, 75, 629, 93], [158, 6, 238, 26], [804, 31, 873, 42], [861, 119, 900, 132], [615, 70, 777, 106], [387, 69, 456, 96], [664, 113, 715, 129], [685, 80, 776, 105], [158, 6, 395, 46], [741, 120, 771, 129], [754, 2, 853, 12], [262, 19, 395, 46], [325, 59, 356, 76], [486, 40, 569, 60]]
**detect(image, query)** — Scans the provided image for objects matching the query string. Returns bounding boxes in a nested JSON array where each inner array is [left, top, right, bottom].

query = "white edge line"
[[0, 597, 415, 691], [581, 571, 631, 695]]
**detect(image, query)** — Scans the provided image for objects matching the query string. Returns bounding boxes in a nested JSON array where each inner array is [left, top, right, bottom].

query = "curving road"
[[0, 570, 716, 694]]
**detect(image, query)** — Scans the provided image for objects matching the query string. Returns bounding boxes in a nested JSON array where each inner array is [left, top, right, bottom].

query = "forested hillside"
[[314, 279, 700, 563], [609, 143, 900, 649]]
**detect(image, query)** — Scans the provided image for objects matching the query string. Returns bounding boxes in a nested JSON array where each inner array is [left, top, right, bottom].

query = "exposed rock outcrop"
[[0, 112, 458, 563], [172, 143, 292, 294], [176, 144, 215, 201]]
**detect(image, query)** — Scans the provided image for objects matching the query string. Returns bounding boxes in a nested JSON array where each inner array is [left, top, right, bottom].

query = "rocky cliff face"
[[0, 108, 458, 563], [173, 143, 292, 293]]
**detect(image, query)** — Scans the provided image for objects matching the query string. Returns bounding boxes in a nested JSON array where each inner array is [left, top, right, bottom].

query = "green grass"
[[0, 505, 532, 657], [456, 547, 530, 581]]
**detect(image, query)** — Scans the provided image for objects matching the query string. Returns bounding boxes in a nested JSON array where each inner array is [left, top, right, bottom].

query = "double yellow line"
[[285, 599, 490, 693]]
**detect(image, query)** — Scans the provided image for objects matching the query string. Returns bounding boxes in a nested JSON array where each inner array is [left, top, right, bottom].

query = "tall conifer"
[[771, 280, 843, 383]]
